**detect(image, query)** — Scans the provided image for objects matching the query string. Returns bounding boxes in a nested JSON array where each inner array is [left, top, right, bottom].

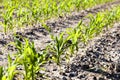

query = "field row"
[[0, 4, 120, 80], [0, 0, 113, 34]]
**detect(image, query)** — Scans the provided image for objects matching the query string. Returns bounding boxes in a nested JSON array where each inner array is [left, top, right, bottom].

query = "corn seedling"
[[12, 35, 47, 80], [41, 21, 51, 33], [49, 32, 71, 65], [1, 6, 14, 34], [1, 54, 18, 80], [0, 66, 3, 80], [66, 21, 83, 54]]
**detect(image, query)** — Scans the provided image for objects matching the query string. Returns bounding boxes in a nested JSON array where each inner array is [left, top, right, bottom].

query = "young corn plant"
[[41, 21, 51, 33], [66, 21, 83, 55], [1, 6, 14, 34], [91, 12, 105, 35], [114, 6, 120, 21], [105, 7, 120, 27], [85, 13, 104, 40], [0, 66, 3, 80], [3, 54, 18, 80], [49, 32, 71, 65], [15, 6, 30, 28], [85, 14, 96, 39], [25, 0, 40, 24], [0, 54, 18, 80], [83, 6, 120, 43], [13, 36, 47, 80]]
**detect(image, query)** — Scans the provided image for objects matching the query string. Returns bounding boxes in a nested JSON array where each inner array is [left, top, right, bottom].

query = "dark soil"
[[0, 0, 120, 80]]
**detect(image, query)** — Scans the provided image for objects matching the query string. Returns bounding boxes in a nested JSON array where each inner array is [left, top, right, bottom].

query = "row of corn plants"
[[50, 4, 120, 64], [0, 0, 113, 34], [0, 36, 49, 80], [0, 3, 120, 80]]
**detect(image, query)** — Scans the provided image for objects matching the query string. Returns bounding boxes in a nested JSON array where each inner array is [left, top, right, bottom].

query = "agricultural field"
[[0, 0, 120, 80]]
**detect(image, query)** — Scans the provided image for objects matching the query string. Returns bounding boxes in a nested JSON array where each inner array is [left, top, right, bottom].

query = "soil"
[[0, 0, 120, 80]]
